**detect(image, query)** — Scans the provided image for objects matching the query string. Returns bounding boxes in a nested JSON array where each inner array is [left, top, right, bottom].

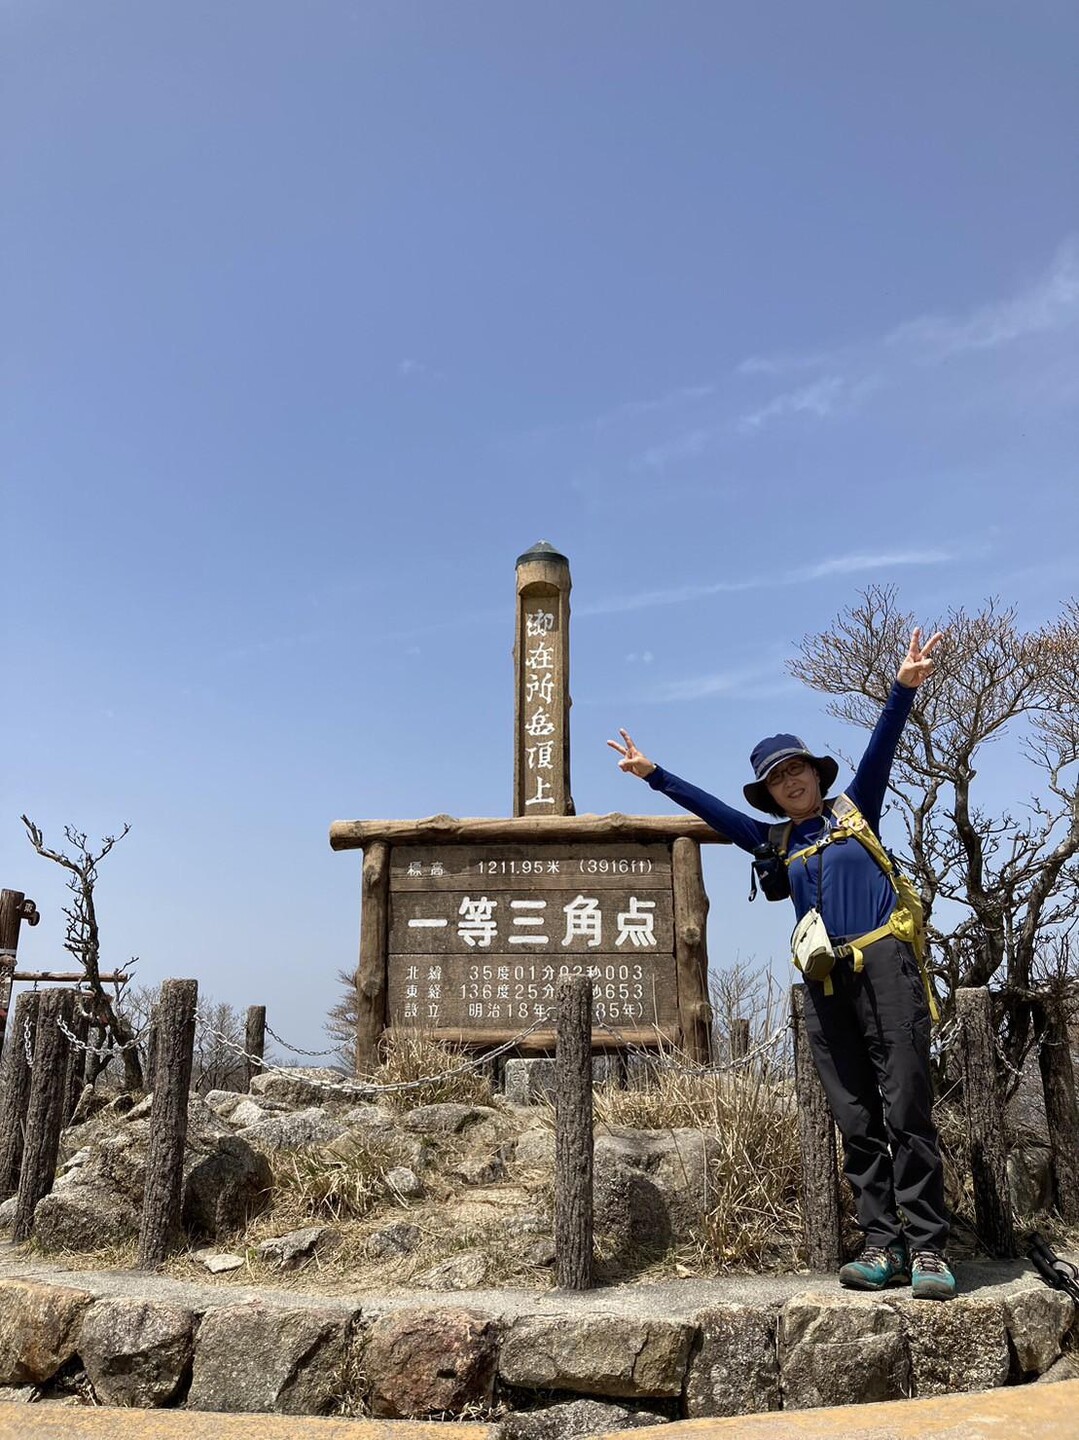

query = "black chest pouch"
[[749, 844, 791, 903]]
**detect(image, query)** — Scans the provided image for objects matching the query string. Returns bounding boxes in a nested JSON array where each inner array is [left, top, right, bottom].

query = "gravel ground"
[[0, 1240, 1059, 1320]]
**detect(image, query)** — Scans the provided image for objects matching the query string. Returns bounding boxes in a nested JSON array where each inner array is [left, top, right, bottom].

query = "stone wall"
[[0, 1274, 1074, 1421]]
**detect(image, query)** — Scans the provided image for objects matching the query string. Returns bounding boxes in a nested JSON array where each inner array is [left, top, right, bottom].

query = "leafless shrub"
[[21, 816, 142, 1091]]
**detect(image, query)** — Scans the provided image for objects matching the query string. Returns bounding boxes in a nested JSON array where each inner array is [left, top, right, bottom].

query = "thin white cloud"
[[507, 237, 1078, 474], [222, 549, 963, 666], [636, 427, 716, 469], [738, 238, 1079, 382], [217, 627, 334, 663], [887, 239, 1079, 360], [579, 577, 762, 617], [398, 358, 426, 377], [645, 662, 799, 704], [804, 550, 952, 579], [736, 351, 836, 377], [580, 548, 958, 618], [738, 374, 881, 433], [592, 381, 718, 432], [738, 375, 845, 430]]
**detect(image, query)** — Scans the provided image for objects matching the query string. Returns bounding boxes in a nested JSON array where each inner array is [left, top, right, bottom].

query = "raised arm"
[[607, 729, 769, 852], [848, 626, 943, 831]]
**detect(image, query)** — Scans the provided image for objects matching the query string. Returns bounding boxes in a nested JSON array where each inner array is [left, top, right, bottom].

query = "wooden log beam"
[[329, 813, 727, 851], [672, 836, 712, 1064], [385, 1025, 676, 1051], [554, 974, 594, 1291], [790, 985, 842, 1270], [11, 971, 129, 984], [138, 978, 198, 1269], [955, 986, 1017, 1257]]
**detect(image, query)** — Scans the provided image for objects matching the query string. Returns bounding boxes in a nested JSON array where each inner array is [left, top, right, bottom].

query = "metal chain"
[[594, 1018, 791, 1077], [194, 1012, 553, 1097], [23, 1017, 34, 1069], [930, 1016, 962, 1057], [993, 1030, 1030, 1082], [930, 1014, 1036, 1078], [55, 1012, 148, 1058], [263, 1022, 338, 1058]]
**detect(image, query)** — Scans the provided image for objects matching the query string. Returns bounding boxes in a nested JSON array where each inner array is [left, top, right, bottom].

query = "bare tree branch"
[[20, 815, 144, 1092], [791, 587, 1079, 1064]]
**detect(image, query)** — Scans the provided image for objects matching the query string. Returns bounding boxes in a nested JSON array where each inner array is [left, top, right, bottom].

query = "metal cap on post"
[[514, 541, 572, 818]]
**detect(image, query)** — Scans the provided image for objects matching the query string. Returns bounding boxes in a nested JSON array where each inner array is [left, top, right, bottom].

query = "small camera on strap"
[[749, 843, 790, 903]]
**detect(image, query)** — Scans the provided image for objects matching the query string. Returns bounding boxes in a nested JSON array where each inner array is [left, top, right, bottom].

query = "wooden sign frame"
[[331, 813, 722, 1071]]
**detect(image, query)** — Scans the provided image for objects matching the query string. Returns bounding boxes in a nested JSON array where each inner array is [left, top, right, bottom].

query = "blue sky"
[[4, 2, 1077, 1051]]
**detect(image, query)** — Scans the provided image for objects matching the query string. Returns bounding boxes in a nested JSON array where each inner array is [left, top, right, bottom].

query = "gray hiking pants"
[[801, 934, 949, 1254]]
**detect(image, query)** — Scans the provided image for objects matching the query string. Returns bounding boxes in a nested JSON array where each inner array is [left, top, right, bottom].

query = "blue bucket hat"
[[743, 733, 839, 813]]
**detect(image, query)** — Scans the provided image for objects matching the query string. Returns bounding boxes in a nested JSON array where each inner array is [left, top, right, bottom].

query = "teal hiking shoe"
[[839, 1243, 910, 1291], [911, 1249, 957, 1301]]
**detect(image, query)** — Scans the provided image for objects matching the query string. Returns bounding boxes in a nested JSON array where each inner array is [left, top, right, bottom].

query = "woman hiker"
[[608, 627, 955, 1301]]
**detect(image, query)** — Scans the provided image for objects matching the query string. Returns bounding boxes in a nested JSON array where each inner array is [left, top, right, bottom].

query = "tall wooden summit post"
[[514, 541, 572, 818], [331, 543, 720, 1073]]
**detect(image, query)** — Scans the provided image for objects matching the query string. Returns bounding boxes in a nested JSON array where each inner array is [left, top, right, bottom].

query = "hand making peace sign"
[[606, 728, 657, 779], [897, 626, 945, 689]]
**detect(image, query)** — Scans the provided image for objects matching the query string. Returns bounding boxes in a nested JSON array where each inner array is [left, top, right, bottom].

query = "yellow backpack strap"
[[785, 798, 841, 867], [832, 797, 941, 1024]]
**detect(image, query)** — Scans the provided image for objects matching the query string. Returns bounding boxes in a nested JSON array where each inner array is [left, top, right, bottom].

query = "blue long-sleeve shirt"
[[646, 682, 916, 944]]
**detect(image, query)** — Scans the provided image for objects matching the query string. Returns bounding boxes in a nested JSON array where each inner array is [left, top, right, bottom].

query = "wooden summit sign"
[[389, 842, 674, 1039], [330, 542, 726, 1071]]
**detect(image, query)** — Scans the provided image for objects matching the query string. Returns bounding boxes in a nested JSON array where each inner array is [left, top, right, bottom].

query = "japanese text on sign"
[[522, 605, 558, 807], [388, 843, 677, 1033]]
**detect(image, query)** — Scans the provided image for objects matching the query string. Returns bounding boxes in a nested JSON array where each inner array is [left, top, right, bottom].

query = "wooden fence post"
[[0, 989, 42, 1201], [955, 986, 1017, 1257], [64, 1001, 90, 1123], [731, 1017, 750, 1061], [1033, 990, 1079, 1224], [244, 1005, 266, 1091], [138, 978, 198, 1268], [672, 837, 712, 1063], [143, 1015, 158, 1093], [12, 988, 75, 1242], [555, 974, 594, 1290], [355, 842, 389, 1076], [790, 985, 842, 1270], [0, 890, 38, 1061]]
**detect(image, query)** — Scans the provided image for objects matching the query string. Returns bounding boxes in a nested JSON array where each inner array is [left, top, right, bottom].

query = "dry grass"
[[593, 1055, 804, 1273], [33, 994, 1076, 1290], [271, 1136, 400, 1222], [366, 1029, 494, 1111]]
